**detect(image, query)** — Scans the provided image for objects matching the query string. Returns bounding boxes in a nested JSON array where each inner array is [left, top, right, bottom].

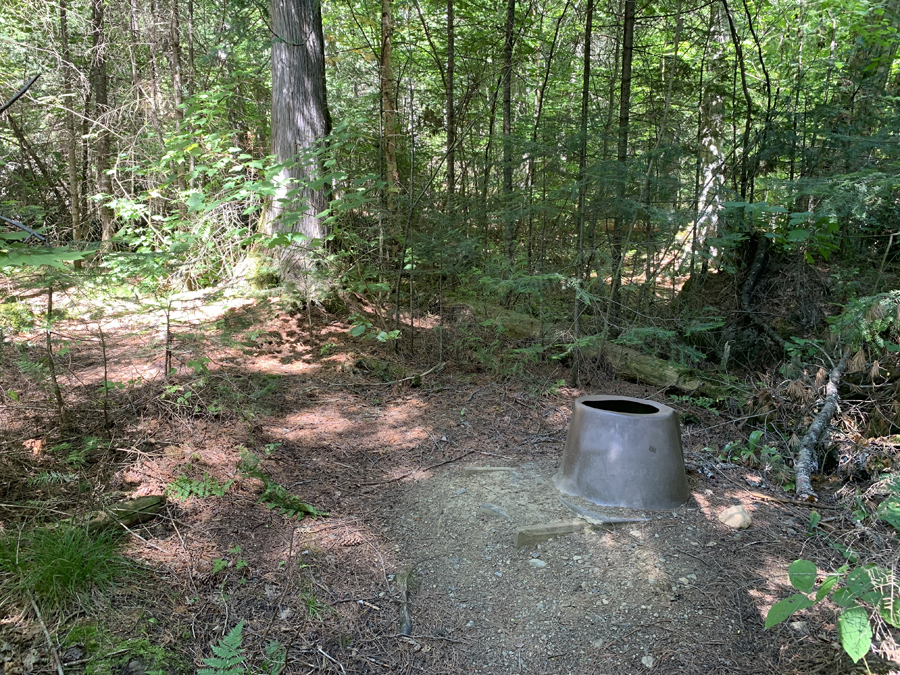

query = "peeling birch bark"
[[794, 352, 849, 501]]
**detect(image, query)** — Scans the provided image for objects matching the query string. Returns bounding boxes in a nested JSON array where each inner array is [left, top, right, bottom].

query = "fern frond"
[[198, 620, 245, 675]]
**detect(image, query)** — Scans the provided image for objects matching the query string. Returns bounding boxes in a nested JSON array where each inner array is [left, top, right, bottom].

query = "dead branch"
[[795, 352, 849, 501]]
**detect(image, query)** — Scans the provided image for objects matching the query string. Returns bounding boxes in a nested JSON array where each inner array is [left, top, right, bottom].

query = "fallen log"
[[794, 353, 849, 501], [586, 342, 737, 400], [87, 495, 167, 532], [468, 305, 738, 400]]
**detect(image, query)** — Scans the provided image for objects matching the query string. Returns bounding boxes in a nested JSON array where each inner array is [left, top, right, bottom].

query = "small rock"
[[481, 503, 511, 519], [641, 654, 655, 668], [61, 646, 84, 663], [495, 571, 503, 577], [528, 559, 548, 568], [466, 620, 475, 627], [789, 621, 809, 635], [718, 504, 752, 529]]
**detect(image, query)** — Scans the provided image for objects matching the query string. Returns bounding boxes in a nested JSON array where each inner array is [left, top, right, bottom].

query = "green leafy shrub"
[[765, 558, 899, 664]]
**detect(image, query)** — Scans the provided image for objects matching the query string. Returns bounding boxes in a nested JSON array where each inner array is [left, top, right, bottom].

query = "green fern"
[[198, 620, 245, 675], [26, 471, 77, 486], [167, 472, 234, 500], [238, 451, 324, 520], [259, 481, 323, 520]]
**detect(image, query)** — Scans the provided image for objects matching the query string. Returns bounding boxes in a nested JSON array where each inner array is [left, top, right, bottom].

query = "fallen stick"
[[348, 362, 445, 387], [355, 450, 476, 487], [795, 352, 849, 502]]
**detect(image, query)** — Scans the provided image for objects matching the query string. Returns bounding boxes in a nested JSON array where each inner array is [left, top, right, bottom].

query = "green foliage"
[[82, 637, 181, 675], [829, 291, 900, 352], [48, 436, 109, 467], [167, 472, 235, 500], [212, 546, 249, 575], [0, 525, 131, 611], [0, 231, 89, 270], [26, 471, 77, 487], [0, 300, 34, 334], [198, 621, 246, 675], [238, 451, 324, 520], [348, 313, 401, 342], [765, 557, 900, 663], [875, 476, 900, 531], [705, 430, 793, 488], [301, 591, 326, 620], [668, 394, 720, 414]]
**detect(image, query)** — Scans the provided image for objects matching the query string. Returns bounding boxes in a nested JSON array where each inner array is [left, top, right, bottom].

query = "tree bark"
[[267, 0, 332, 281], [446, 0, 455, 204], [607, 0, 635, 333], [380, 0, 401, 194], [91, 0, 115, 242], [59, 0, 82, 247], [501, 0, 517, 263], [794, 352, 849, 501], [571, 0, 593, 386]]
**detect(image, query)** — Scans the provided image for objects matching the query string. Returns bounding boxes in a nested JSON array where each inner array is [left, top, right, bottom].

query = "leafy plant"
[[766, 559, 900, 664], [669, 394, 720, 414], [0, 525, 131, 611], [198, 620, 246, 675], [301, 591, 326, 619], [348, 313, 400, 342], [167, 472, 235, 500], [238, 451, 324, 520], [26, 471, 78, 486]]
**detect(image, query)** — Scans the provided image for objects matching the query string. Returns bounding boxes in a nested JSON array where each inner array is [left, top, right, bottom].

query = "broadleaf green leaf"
[[789, 560, 817, 593], [838, 607, 872, 663], [765, 593, 814, 629]]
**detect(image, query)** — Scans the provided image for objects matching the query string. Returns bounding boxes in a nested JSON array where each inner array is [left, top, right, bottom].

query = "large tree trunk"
[[267, 0, 332, 281], [688, 1, 726, 274]]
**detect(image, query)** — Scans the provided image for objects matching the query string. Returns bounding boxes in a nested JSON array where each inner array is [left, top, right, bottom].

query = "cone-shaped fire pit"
[[554, 395, 690, 510]]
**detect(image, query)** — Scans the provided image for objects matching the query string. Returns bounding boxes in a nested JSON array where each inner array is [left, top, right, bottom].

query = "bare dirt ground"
[[0, 291, 895, 674]]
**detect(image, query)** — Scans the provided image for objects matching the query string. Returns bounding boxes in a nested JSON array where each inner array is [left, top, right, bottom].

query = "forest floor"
[[0, 285, 897, 675]]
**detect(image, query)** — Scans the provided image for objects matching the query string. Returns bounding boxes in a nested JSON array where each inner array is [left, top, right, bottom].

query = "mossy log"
[[588, 343, 735, 400], [87, 495, 167, 532], [467, 305, 737, 399]]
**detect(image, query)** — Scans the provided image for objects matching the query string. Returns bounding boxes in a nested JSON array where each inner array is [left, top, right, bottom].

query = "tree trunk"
[[607, 0, 635, 333], [267, 0, 332, 282], [690, 2, 726, 272], [381, 0, 401, 195], [501, 0, 517, 264], [91, 0, 115, 243], [571, 0, 593, 386], [446, 0, 455, 204], [59, 0, 82, 247]]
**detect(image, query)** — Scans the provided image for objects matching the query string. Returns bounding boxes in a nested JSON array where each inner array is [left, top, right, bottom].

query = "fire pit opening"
[[582, 399, 659, 415]]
